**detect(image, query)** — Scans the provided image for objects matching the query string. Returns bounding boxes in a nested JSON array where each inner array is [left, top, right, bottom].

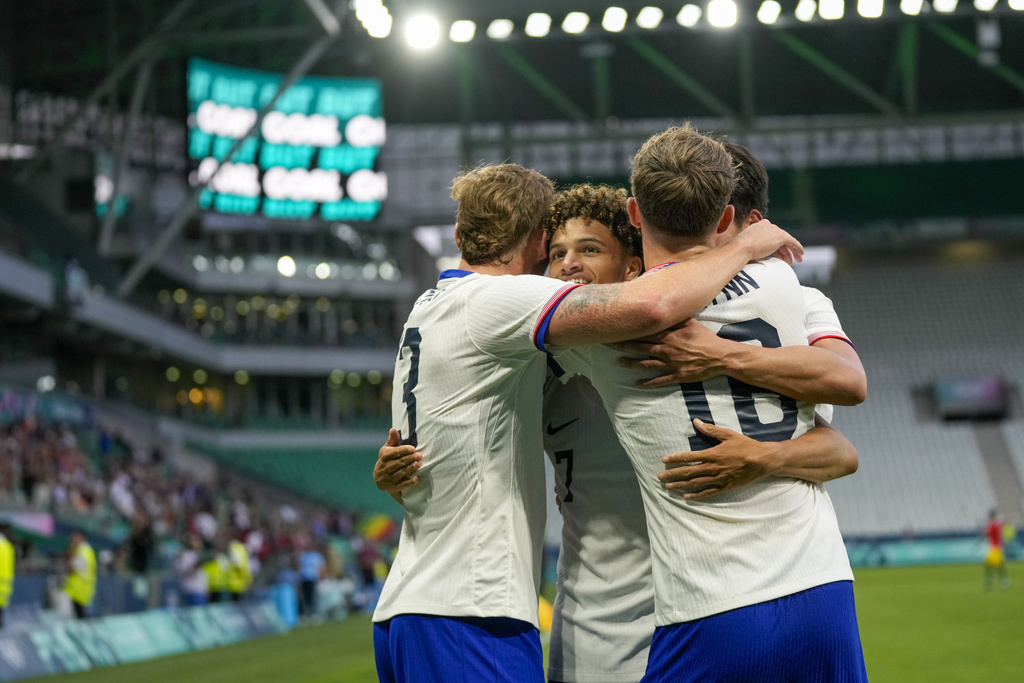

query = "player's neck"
[[641, 236, 715, 270], [458, 256, 541, 277]]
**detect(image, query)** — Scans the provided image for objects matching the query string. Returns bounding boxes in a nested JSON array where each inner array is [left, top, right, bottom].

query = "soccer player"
[[371, 163, 800, 683], [984, 508, 1010, 590], [377, 180, 863, 683], [551, 126, 867, 682]]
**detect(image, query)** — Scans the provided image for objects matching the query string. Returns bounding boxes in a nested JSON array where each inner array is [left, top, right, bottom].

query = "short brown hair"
[[547, 184, 642, 260], [451, 164, 554, 266], [629, 124, 735, 240], [722, 140, 769, 224]]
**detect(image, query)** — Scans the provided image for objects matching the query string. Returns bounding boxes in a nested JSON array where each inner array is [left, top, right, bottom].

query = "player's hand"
[[614, 319, 732, 388], [374, 428, 422, 494], [735, 219, 803, 265], [658, 419, 780, 500]]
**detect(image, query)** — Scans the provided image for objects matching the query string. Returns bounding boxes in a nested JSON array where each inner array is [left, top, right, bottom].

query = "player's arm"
[[373, 428, 422, 504], [545, 221, 803, 348], [615, 319, 867, 405], [659, 416, 857, 501]]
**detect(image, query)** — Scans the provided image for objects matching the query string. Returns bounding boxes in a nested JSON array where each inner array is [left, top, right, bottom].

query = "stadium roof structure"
[[3, 0, 1022, 130]]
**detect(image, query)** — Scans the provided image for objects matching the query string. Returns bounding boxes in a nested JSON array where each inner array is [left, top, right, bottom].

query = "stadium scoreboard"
[[187, 58, 386, 222]]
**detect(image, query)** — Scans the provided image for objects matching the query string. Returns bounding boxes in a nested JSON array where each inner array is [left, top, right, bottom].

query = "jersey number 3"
[[680, 318, 799, 451], [398, 327, 421, 447]]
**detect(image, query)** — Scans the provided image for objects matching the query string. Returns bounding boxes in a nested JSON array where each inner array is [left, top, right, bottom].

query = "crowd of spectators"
[[0, 420, 394, 615]]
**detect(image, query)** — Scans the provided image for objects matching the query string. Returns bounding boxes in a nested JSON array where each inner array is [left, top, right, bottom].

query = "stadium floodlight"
[[562, 11, 590, 33], [677, 4, 703, 26], [900, 0, 924, 14], [525, 12, 552, 37], [405, 14, 441, 50], [449, 20, 476, 42], [974, 0, 998, 10], [819, 0, 845, 19], [707, 0, 738, 27], [366, 14, 392, 38], [636, 6, 665, 28], [602, 7, 628, 32], [354, 0, 392, 38], [757, 0, 782, 23], [277, 255, 297, 277], [795, 0, 818, 21], [486, 19, 514, 39], [1011, 0, 1024, 9], [315, 262, 331, 279], [933, 0, 957, 11], [858, 0, 884, 16]]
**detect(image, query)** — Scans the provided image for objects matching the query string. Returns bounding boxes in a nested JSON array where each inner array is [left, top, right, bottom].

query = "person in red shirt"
[[984, 509, 1010, 590]]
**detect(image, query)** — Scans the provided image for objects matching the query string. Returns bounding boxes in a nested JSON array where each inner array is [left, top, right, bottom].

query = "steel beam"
[[739, 29, 756, 124], [167, 27, 320, 46], [184, 0, 283, 29], [456, 48, 475, 166], [592, 53, 611, 123], [927, 22, 1024, 95], [97, 59, 153, 256], [771, 30, 901, 118], [302, 0, 341, 36], [16, 0, 198, 184], [626, 37, 738, 122], [117, 30, 342, 298], [493, 45, 590, 123], [901, 22, 919, 117]]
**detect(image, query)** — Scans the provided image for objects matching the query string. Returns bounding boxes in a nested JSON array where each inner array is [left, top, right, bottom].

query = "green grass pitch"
[[41, 562, 1023, 683]]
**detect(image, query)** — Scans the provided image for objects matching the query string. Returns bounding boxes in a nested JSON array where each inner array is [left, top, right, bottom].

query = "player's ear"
[[744, 209, 763, 229], [623, 256, 643, 281], [626, 197, 643, 229], [716, 208, 734, 237], [714, 205, 735, 235]]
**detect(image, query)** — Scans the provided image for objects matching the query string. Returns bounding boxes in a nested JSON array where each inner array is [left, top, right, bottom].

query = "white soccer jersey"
[[543, 373, 653, 683], [373, 269, 580, 628], [803, 286, 854, 423], [554, 258, 854, 627]]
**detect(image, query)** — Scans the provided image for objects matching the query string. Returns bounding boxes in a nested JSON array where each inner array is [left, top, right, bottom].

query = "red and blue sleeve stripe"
[[532, 283, 583, 353]]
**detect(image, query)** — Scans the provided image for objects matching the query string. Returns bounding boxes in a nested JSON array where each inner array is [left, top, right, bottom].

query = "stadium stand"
[[819, 249, 1024, 536], [1000, 420, 1024, 513], [188, 442, 394, 514]]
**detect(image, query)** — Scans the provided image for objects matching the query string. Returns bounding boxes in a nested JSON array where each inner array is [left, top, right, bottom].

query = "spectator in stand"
[[227, 529, 253, 602], [125, 512, 155, 577], [203, 536, 230, 604], [299, 543, 327, 619], [0, 523, 15, 628], [64, 530, 96, 619], [175, 533, 208, 607], [193, 504, 218, 544]]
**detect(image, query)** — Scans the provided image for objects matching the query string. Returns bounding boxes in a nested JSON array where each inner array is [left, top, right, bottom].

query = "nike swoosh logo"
[[547, 418, 580, 435]]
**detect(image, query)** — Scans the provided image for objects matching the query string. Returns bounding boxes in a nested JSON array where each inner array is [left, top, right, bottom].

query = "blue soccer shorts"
[[373, 614, 544, 683], [643, 581, 868, 683]]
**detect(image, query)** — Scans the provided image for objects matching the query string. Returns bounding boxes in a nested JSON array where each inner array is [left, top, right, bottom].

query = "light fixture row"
[[368, 1, 1024, 47]]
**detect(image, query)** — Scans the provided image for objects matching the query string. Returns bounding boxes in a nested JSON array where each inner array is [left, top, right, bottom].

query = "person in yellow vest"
[[227, 532, 252, 602], [64, 530, 96, 620], [202, 537, 230, 604], [0, 523, 15, 629]]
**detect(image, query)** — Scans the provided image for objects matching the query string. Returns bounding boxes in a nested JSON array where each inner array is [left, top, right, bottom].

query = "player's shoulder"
[[471, 272, 563, 297], [749, 255, 799, 277]]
